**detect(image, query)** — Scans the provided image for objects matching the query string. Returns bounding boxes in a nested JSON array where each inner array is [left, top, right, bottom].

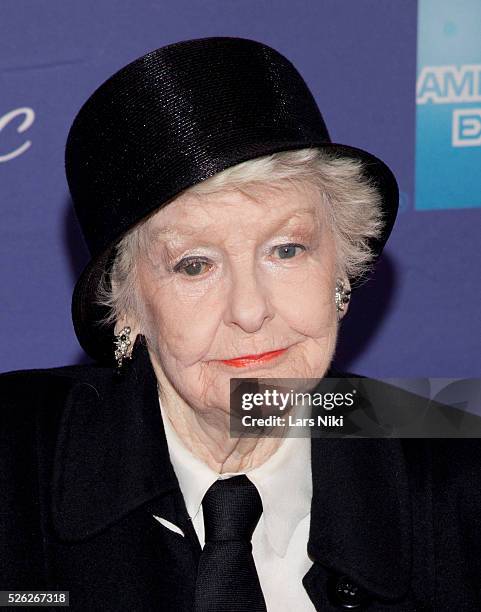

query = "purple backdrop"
[[1, 0, 479, 376]]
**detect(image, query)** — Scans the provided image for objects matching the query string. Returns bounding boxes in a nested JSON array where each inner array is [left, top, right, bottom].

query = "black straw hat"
[[66, 36, 398, 364]]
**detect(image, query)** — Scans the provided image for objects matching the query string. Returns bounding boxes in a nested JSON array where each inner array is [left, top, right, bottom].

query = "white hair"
[[95, 148, 385, 331]]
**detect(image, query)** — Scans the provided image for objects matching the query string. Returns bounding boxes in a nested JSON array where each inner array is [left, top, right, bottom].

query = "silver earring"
[[114, 326, 132, 370], [335, 279, 351, 314]]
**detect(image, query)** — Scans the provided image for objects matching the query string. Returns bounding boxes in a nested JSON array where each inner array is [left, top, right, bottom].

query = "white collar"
[[158, 397, 312, 557]]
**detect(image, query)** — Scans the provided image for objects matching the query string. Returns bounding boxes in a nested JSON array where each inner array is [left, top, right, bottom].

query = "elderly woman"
[[1, 36, 481, 612]]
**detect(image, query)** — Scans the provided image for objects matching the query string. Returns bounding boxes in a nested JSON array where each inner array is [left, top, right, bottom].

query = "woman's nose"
[[224, 265, 274, 333]]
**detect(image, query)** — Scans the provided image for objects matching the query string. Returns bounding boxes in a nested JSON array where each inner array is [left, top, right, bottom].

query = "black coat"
[[1, 342, 481, 611]]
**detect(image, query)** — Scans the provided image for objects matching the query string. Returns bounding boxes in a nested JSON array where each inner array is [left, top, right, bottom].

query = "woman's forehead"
[[146, 181, 323, 239]]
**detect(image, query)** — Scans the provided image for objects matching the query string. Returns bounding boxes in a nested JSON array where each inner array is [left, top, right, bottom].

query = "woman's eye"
[[174, 259, 211, 276], [274, 244, 306, 259], [173, 244, 306, 274]]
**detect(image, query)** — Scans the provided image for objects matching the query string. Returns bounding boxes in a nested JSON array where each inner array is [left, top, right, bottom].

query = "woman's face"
[[133, 180, 344, 413]]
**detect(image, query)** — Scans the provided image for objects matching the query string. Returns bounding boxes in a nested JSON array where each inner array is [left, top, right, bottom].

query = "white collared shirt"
[[156, 397, 317, 612]]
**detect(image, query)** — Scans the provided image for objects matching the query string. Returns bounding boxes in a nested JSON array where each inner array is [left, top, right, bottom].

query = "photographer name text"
[[241, 414, 344, 428]]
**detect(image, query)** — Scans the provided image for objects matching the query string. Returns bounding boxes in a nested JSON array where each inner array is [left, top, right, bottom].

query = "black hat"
[[66, 36, 398, 364]]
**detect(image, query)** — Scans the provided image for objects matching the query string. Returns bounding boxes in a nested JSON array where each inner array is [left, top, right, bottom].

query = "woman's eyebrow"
[[267, 209, 319, 235], [147, 224, 198, 243], [148, 207, 319, 243]]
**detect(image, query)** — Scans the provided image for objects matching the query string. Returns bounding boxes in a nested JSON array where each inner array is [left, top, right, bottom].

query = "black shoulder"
[[0, 361, 113, 423], [325, 365, 366, 378], [0, 360, 111, 389], [401, 437, 481, 493]]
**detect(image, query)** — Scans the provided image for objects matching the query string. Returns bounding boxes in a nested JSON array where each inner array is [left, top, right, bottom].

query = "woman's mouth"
[[218, 348, 288, 368]]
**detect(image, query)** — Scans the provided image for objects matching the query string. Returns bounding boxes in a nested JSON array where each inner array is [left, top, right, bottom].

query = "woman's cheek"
[[149, 283, 224, 366], [270, 267, 336, 335]]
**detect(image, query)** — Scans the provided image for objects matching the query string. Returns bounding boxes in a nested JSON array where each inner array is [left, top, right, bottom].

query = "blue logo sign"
[[415, 0, 481, 210]]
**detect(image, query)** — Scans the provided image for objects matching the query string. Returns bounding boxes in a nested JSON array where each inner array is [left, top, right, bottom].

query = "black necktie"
[[194, 474, 268, 612]]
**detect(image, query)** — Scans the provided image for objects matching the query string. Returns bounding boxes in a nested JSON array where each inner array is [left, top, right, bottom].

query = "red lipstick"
[[219, 348, 287, 368]]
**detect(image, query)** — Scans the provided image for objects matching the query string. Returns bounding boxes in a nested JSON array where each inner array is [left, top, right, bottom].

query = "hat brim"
[[71, 142, 399, 364]]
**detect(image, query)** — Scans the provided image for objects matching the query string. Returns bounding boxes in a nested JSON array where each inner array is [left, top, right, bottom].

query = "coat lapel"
[[50, 338, 185, 542], [304, 435, 412, 608]]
